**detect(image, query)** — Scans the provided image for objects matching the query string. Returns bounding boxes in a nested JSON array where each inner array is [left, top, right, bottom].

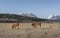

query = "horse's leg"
[[50, 23, 54, 29], [39, 23, 41, 28], [33, 25, 35, 28], [12, 26, 14, 29], [34, 25, 37, 28], [14, 26, 16, 29], [32, 25, 34, 28], [17, 26, 19, 29], [40, 25, 41, 28]]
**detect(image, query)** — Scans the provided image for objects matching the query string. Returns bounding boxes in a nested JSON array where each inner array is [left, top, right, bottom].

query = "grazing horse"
[[12, 21, 19, 29], [49, 22, 54, 29], [46, 21, 54, 28], [32, 21, 41, 28]]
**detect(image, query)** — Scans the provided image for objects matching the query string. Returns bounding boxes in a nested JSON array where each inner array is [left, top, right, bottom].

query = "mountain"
[[48, 15, 60, 22], [19, 13, 37, 17], [0, 13, 46, 23]]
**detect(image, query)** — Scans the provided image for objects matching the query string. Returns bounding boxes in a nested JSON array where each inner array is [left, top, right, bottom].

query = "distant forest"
[[0, 14, 51, 23]]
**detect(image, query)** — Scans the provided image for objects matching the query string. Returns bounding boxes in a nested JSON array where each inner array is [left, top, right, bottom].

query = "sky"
[[0, 0, 60, 18]]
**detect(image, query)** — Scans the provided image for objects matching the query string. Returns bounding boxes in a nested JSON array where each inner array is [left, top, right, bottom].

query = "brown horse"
[[12, 21, 19, 29], [32, 21, 41, 28]]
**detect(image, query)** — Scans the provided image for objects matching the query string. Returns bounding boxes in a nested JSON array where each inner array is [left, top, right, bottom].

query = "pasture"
[[0, 22, 60, 38]]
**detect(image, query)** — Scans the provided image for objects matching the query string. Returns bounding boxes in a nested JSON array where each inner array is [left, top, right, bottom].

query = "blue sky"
[[0, 0, 60, 18]]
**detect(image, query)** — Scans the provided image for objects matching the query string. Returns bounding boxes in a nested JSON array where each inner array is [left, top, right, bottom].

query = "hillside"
[[0, 14, 47, 23]]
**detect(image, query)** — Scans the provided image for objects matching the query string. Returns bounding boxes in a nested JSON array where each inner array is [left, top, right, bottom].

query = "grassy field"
[[0, 22, 60, 38]]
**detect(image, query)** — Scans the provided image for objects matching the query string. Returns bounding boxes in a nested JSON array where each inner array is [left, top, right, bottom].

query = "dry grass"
[[0, 22, 60, 38]]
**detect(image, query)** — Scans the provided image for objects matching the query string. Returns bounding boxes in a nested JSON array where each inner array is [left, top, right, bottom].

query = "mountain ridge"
[[0, 13, 46, 23]]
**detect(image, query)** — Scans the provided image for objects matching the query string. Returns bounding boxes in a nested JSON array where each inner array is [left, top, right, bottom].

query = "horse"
[[46, 21, 54, 29], [32, 21, 41, 28], [12, 21, 19, 29], [49, 22, 54, 29]]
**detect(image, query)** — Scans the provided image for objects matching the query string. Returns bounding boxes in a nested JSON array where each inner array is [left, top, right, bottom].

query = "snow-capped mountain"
[[19, 13, 37, 17], [48, 15, 60, 21], [48, 15, 55, 19]]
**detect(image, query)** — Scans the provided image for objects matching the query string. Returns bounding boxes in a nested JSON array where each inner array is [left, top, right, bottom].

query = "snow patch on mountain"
[[19, 13, 37, 17], [48, 15, 60, 20]]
